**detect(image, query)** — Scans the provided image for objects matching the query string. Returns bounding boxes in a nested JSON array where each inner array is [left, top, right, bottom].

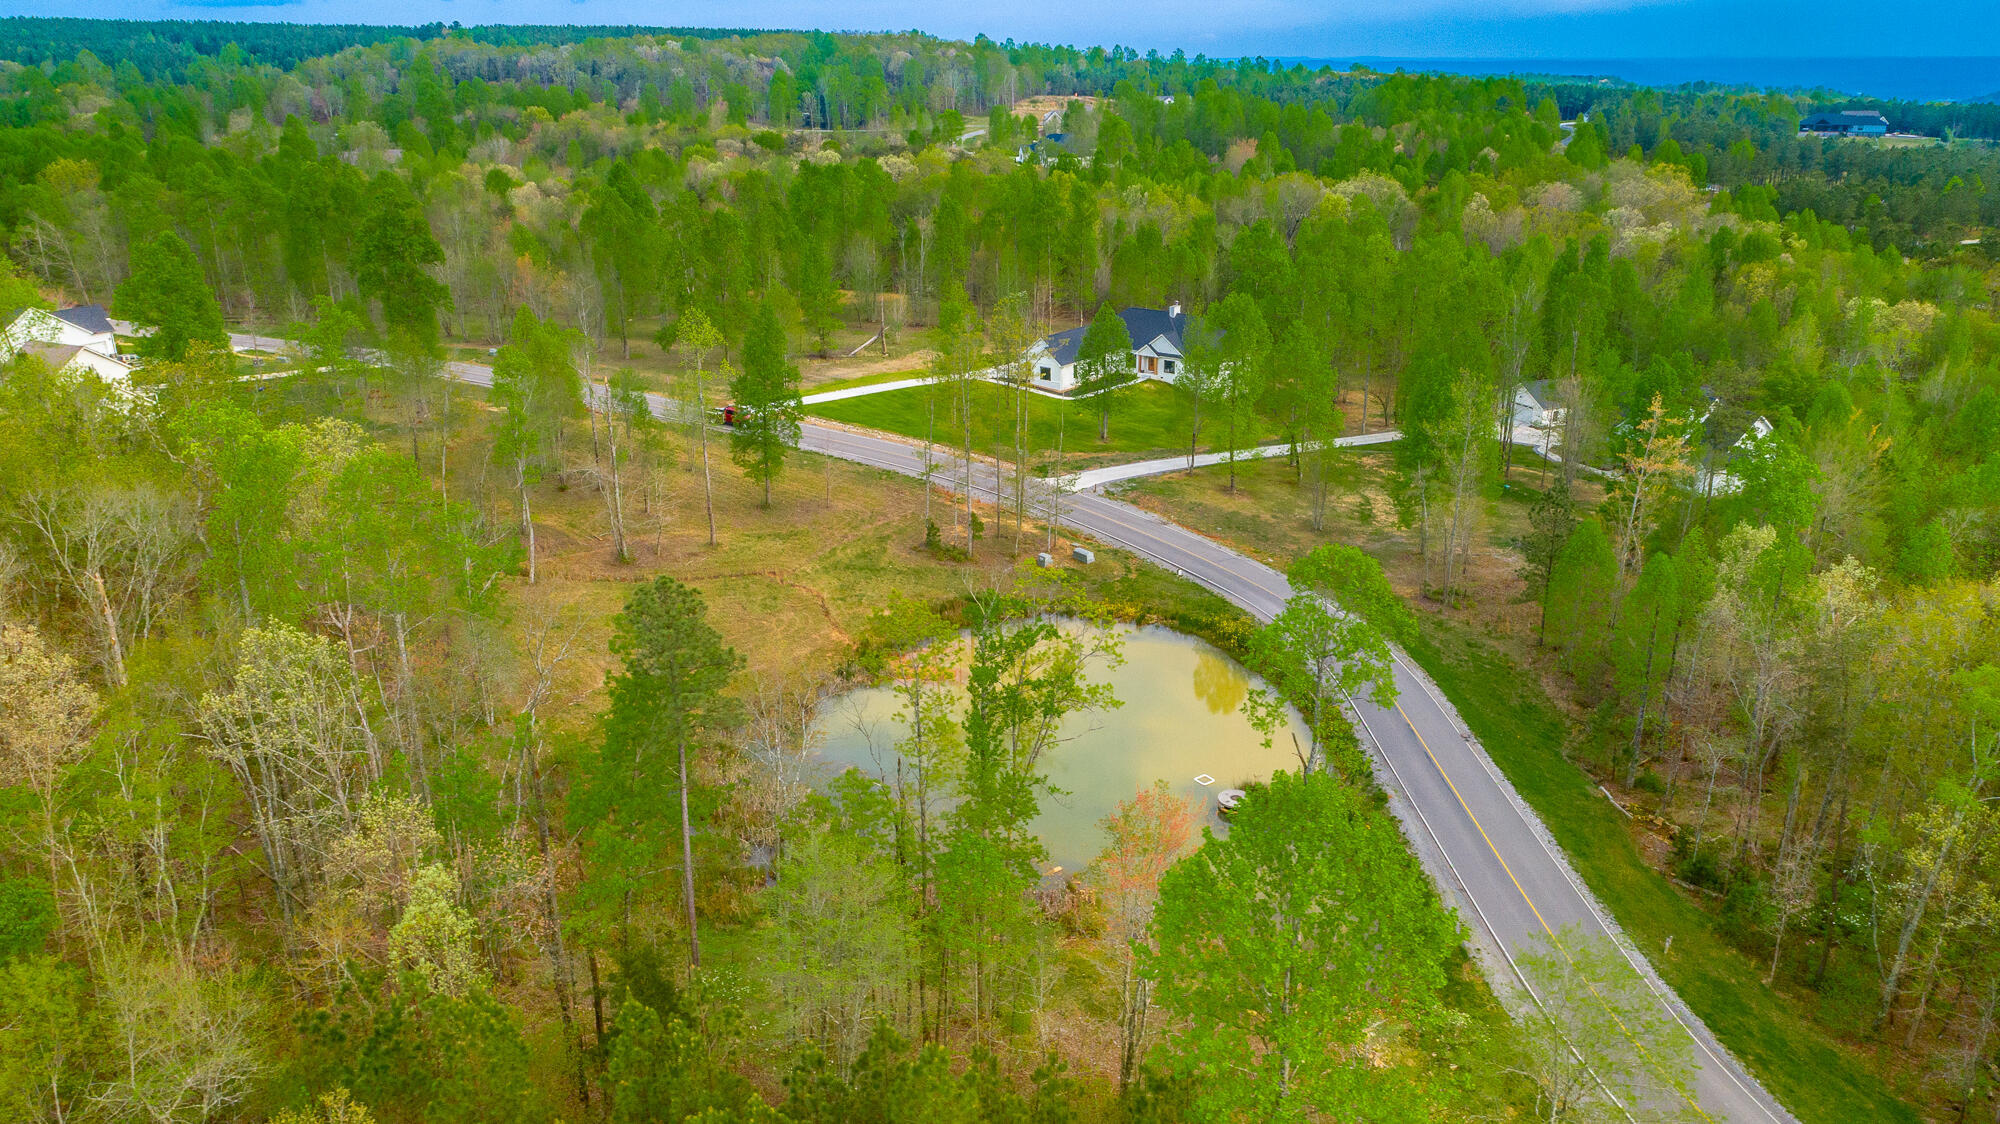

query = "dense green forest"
[[2, 16, 2000, 1123]]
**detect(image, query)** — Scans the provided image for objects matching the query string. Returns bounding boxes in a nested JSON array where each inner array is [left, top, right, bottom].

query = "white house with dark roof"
[[3, 304, 137, 394], [4, 304, 118, 357], [1511, 380, 1565, 430], [18, 342, 139, 387], [1026, 302, 1191, 393], [1696, 413, 1775, 496]]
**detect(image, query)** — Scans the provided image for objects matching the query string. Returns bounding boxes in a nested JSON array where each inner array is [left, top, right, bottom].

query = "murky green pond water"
[[811, 622, 1310, 874]]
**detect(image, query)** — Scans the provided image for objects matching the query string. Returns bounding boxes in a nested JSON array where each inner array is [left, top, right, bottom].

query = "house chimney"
[[1167, 300, 1182, 317]]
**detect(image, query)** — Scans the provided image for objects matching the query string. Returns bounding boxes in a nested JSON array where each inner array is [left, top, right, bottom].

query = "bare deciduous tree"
[[0, 621, 97, 947], [1507, 926, 1701, 1124], [197, 623, 378, 933]]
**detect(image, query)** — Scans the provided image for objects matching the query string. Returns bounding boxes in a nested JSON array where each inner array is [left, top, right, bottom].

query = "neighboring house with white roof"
[[1026, 302, 1193, 393]]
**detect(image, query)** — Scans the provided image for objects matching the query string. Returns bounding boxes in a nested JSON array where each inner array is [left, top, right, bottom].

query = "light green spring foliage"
[[1510, 925, 1700, 1124], [198, 622, 376, 930], [113, 231, 225, 361], [1611, 550, 1681, 764], [1206, 292, 1270, 484], [389, 864, 483, 998], [0, 253, 46, 322], [1075, 301, 1134, 439], [0, 956, 94, 1122], [1545, 519, 1620, 680], [1143, 769, 1465, 1122], [759, 826, 913, 1067], [491, 305, 584, 475], [272, 1088, 379, 1124], [1247, 544, 1410, 769]]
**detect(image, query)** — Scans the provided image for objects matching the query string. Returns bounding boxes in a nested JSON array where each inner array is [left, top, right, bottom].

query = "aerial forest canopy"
[[1, 16, 1999, 1124]]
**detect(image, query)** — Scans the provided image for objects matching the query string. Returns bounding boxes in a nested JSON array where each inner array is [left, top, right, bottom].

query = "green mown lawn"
[[807, 379, 1283, 467], [1406, 620, 1918, 1124]]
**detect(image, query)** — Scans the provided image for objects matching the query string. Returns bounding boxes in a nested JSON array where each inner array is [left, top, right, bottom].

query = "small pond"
[[810, 622, 1311, 875]]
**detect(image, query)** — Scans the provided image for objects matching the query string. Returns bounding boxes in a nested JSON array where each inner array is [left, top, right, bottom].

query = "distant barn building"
[[1800, 109, 1890, 136]]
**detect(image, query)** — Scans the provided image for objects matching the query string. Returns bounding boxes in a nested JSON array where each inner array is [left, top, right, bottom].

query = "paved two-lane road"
[[230, 333, 1793, 1122], [798, 425, 1795, 1124]]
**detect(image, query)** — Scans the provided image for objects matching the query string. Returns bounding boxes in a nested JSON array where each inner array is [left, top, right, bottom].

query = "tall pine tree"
[[731, 300, 804, 508]]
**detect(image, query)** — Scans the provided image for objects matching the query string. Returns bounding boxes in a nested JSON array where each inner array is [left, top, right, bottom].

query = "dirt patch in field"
[[799, 349, 934, 387], [1011, 94, 1097, 122], [1118, 438, 1607, 654]]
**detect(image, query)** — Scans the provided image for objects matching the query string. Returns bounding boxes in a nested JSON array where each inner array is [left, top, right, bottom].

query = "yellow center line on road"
[[814, 430, 1750, 1123], [1396, 701, 1719, 1123], [1395, 701, 1556, 939]]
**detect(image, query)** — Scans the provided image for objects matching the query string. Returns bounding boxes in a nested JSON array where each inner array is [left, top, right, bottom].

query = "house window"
[[1163, 359, 1177, 375], [1038, 365, 1052, 380]]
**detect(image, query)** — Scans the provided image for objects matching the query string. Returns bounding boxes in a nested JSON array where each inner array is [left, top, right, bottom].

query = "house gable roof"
[[1117, 306, 1187, 355], [1040, 325, 1088, 367], [23, 342, 83, 368], [52, 304, 113, 336], [1036, 305, 1191, 369], [1703, 409, 1773, 454]]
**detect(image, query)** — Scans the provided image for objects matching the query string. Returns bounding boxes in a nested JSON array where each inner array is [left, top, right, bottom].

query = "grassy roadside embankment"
[[1118, 456, 1919, 1123], [1407, 620, 1915, 1123]]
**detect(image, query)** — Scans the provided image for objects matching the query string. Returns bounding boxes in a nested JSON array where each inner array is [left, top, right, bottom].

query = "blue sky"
[[5, 0, 1998, 59]]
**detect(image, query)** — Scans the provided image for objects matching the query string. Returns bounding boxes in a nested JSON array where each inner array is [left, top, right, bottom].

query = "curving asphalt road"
[[231, 332, 1793, 1122], [801, 423, 1796, 1124]]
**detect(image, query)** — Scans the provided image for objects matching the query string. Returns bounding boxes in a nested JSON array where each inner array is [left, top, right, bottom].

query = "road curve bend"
[[799, 423, 1797, 1124], [231, 334, 1793, 1123]]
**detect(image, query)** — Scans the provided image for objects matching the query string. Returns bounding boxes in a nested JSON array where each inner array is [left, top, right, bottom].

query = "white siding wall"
[[3, 310, 116, 361]]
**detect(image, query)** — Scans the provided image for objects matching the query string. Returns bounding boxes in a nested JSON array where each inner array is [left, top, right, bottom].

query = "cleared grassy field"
[[807, 378, 1283, 468]]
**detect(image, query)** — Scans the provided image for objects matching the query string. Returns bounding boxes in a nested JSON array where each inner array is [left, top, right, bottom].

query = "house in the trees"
[[2, 304, 138, 393], [1511, 380, 1565, 430], [1026, 302, 1191, 393], [1696, 411, 1776, 495], [1017, 132, 1077, 166], [17, 342, 139, 387], [1799, 109, 1890, 136], [4, 304, 118, 357], [1509, 379, 1569, 457]]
